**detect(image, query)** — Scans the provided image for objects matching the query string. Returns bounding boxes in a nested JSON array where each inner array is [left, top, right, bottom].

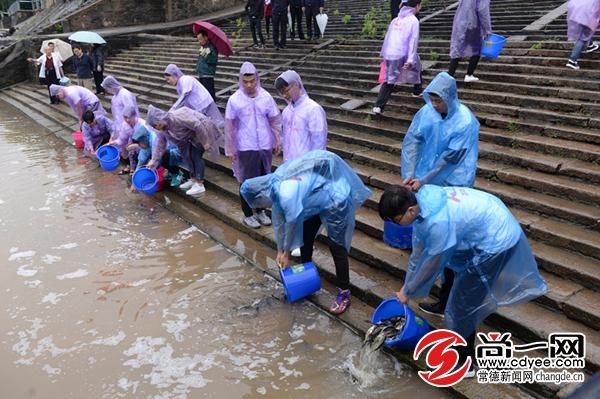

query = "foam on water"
[[17, 265, 38, 277], [8, 250, 36, 261], [56, 268, 88, 280]]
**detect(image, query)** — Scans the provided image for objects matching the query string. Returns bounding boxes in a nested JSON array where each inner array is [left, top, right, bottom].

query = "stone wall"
[[165, 0, 244, 22], [0, 40, 27, 89]]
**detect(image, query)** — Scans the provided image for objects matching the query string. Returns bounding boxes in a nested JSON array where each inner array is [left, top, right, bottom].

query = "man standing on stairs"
[[272, 0, 289, 49], [92, 44, 105, 95], [241, 150, 372, 315], [225, 62, 282, 229], [565, 0, 600, 70], [289, 0, 305, 41], [303, 0, 324, 42], [448, 0, 491, 82], [72, 46, 95, 90], [164, 64, 224, 131], [378, 184, 547, 377], [246, 0, 266, 48], [400, 71, 480, 317], [196, 30, 218, 100], [274, 70, 327, 162]]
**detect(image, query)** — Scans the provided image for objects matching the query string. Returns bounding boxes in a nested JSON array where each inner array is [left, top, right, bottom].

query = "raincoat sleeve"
[[406, 19, 420, 65], [477, 0, 492, 34], [82, 122, 94, 152], [113, 121, 131, 147], [308, 106, 327, 151], [202, 102, 225, 131], [151, 132, 168, 164], [268, 97, 282, 148], [400, 108, 425, 179], [224, 118, 236, 156], [171, 79, 193, 111], [35, 54, 44, 65], [136, 148, 152, 171]]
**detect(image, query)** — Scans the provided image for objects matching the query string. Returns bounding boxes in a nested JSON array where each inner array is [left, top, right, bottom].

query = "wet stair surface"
[[1, 0, 599, 397]]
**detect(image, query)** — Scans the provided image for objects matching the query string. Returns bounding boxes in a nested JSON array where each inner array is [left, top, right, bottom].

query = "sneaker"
[[330, 289, 351, 315], [583, 42, 599, 53], [418, 301, 445, 317], [412, 89, 423, 97], [372, 106, 382, 114], [464, 75, 480, 83], [186, 182, 206, 196], [290, 248, 301, 257], [566, 59, 580, 70], [243, 215, 261, 229], [170, 173, 183, 187], [256, 210, 271, 226], [180, 180, 194, 190]]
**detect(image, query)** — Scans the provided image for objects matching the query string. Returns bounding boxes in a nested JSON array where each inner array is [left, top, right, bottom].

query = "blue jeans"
[[569, 26, 593, 62]]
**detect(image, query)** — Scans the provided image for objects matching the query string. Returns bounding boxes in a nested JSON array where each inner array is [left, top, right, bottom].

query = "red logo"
[[413, 329, 472, 387]]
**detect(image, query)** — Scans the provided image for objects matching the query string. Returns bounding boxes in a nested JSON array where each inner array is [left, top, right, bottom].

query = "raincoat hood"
[[240, 173, 274, 209], [131, 124, 152, 147], [122, 104, 139, 125], [275, 70, 306, 102], [101, 75, 123, 93], [415, 184, 448, 220], [146, 105, 168, 128], [423, 72, 460, 117], [239, 62, 262, 96], [49, 84, 64, 97], [164, 64, 184, 80]]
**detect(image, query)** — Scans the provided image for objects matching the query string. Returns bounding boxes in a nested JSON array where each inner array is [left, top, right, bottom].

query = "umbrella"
[[39, 38, 73, 60], [316, 13, 328, 37], [68, 31, 106, 45], [191, 20, 233, 57]]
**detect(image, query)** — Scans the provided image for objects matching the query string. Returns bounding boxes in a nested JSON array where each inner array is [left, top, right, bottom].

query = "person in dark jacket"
[[246, 0, 266, 48], [290, 0, 305, 40], [92, 44, 105, 95], [72, 46, 95, 91], [196, 30, 219, 100], [265, 0, 273, 35], [303, 0, 324, 42], [272, 0, 289, 49]]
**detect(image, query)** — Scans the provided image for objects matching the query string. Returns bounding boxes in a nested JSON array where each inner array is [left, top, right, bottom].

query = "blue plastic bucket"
[[371, 298, 430, 351], [96, 145, 120, 171], [481, 33, 506, 58], [132, 168, 158, 195], [279, 262, 321, 303], [383, 221, 413, 249]]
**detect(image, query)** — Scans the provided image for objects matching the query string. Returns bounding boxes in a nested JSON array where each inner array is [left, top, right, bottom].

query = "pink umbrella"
[[192, 21, 234, 57]]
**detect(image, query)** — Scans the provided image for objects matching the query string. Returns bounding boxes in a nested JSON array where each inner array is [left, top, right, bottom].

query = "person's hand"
[[204, 143, 211, 151], [146, 159, 157, 169], [403, 62, 412, 70], [97, 65, 102, 72], [228, 154, 236, 162], [408, 179, 422, 191], [276, 251, 289, 269], [126, 143, 138, 152], [396, 285, 409, 304], [485, 31, 491, 38], [130, 184, 137, 193], [274, 144, 282, 156]]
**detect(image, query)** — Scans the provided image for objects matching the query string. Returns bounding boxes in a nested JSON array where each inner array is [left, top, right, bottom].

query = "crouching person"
[[241, 150, 372, 314], [82, 110, 113, 156], [378, 185, 547, 377]]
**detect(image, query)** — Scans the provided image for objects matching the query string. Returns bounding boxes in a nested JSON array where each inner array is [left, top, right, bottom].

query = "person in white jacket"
[[27, 44, 64, 104]]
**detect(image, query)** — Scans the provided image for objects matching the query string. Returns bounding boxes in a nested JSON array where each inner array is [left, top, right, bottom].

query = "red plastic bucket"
[[72, 131, 84, 149]]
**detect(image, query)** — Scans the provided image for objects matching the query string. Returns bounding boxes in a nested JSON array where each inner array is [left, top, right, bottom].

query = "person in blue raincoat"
[[128, 124, 185, 192], [401, 71, 479, 192], [241, 150, 372, 315], [378, 184, 547, 376]]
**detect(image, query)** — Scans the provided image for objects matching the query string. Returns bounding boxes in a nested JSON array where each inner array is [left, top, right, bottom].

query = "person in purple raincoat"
[[448, 0, 491, 82], [274, 70, 327, 162], [566, 0, 600, 69], [101, 76, 138, 134], [225, 62, 282, 229], [49, 84, 106, 123], [109, 105, 144, 174], [373, 0, 422, 115], [146, 105, 222, 197], [81, 110, 113, 156], [163, 64, 224, 130]]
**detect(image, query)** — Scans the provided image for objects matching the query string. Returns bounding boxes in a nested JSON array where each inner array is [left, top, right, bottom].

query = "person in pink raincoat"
[[274, 70, 327, 162], [49, 84, 106, 123], [373, 0, 422, 115], [448, 0, 491, 82], [163, 64, 224, 130], [566, 0, 600, 69], [225, 62, 282, 229], [146, 105, 222, 197]]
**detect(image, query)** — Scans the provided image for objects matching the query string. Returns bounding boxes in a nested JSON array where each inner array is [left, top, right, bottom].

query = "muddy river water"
[[0, 103, 446, 399]]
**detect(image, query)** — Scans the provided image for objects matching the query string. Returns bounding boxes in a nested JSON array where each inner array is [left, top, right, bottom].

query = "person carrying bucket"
[[565, 0, 600, 70], [240, 150, 372, 315], [401, 71, 479, 318], [225, 62, 282, 229], [81, 110, 113, 156], [447, 0, 491, 82], [378, 184, 547, 377], [164, 64, 224, 131], [373, 0, 423, 115], [49, 84, 106, 123], [145, 105, 222, 197]]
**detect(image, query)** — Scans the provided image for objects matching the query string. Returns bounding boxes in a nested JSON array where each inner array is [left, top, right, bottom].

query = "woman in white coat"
[[27, 44, 64, 104]]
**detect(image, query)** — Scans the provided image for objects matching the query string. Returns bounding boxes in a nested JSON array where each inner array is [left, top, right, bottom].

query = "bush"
[[342, 15, 351, 24]]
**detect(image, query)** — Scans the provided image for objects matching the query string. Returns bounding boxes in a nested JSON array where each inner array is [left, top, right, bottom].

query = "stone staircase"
[[1, 0, 598, 397]]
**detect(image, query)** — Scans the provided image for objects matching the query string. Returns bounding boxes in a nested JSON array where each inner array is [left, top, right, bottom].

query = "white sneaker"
[[583, 42, 599, 53], [372, 106, 382, 114], [256, 210, 271, 226], [180, 180, 194, 190], [566, 59, 580, 70], [243, 215, 261, 229], [464, 75, 479, 83], [186, 182, 206, 196], [291, 248, 301, 257]]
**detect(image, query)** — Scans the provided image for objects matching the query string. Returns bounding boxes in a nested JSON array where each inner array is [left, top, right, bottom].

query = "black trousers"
[[199, 77, 216, 101], [304, 6, 320, 39], [374, 81, 423, 110], [93, 68, 104, 94], [391, 0, 402, 19], [448, 55, 481, 77], [290, 5, 304, 39], [272, 11, 287, 47], [300, 215, 350, 290], [249, 16, 265, 45], [265, 16, 272, 35], [44, 68, 60, 104]]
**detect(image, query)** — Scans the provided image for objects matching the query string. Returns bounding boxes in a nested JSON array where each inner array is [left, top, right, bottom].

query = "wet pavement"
[[0, 102, 446, 399]]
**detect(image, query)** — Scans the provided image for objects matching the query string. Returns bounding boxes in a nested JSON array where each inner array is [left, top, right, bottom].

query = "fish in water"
[[363, 316, 406, 351]]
